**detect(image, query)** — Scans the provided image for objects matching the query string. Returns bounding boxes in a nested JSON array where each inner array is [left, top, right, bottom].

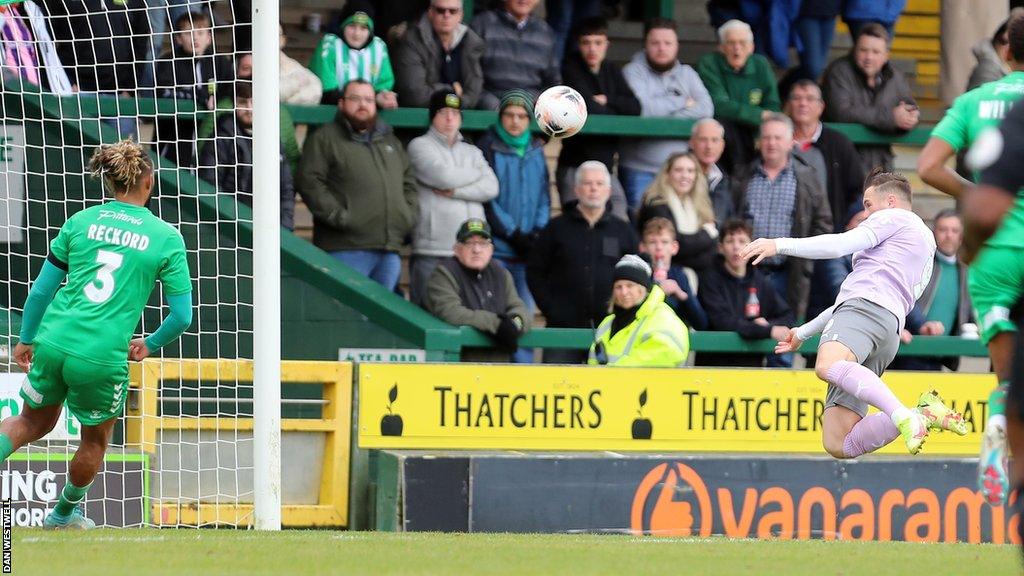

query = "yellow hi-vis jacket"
[[587, 285, 690, 367]]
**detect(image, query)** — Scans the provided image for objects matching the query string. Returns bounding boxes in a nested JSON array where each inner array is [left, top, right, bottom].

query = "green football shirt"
[[35, 201, 192, 365]]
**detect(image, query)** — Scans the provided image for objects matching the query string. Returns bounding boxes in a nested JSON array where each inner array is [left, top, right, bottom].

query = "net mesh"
[[0, 0, 256, 527]]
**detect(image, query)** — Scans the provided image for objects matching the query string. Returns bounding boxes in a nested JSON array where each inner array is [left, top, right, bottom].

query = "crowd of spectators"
[[3, 0, 984, 368]]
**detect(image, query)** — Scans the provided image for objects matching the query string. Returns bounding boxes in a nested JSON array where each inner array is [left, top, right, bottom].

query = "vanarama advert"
[[357, 364, 993, 454]]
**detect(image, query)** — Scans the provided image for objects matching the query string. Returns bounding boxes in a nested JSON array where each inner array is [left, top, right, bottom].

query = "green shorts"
[[20, 342, 129, 426], [968, 245, 1024, 344]]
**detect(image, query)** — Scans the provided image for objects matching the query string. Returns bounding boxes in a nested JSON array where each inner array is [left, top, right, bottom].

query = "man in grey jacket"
[[620, 17, 713, 211], [394, 0, 485, 108], [408, 88, 499, 304], [822, 23, 919, 174], [425, 218, 530, 362]]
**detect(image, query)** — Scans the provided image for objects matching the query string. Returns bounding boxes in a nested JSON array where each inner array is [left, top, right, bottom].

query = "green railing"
[[28, 89, 966, 361]]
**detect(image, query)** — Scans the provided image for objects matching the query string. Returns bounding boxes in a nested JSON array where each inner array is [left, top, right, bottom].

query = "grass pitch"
[[11, 530, 1019, 575]]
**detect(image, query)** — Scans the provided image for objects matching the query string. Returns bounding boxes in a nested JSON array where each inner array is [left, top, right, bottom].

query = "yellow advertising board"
[[358, 364, 995, 455]]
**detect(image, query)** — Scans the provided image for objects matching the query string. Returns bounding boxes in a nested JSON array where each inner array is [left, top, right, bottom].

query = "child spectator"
[[637, 152, 719, 276], [155, 11, 230, 167], [696, 219, 793, 367], [639, 217, 708, 330], [310, 0, 397, 108]]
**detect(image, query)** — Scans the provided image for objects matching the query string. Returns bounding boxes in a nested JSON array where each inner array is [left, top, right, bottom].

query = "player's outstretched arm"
[[15, 259, 68, 370], [131, 292, 193, 362], [741, 228, 876, 264], [918, 137, 971, 199]]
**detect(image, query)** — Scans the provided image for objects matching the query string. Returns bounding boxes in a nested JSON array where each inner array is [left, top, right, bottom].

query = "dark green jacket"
[[696, 51, 781, 127], [297, 112, 418, 252]]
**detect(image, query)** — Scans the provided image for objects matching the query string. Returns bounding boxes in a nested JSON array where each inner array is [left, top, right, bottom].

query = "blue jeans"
[[545, 0, 601, 62], [331, 250, 402, 292], [796, 17, 836, 80], [765, 265, 793, 368], [618, 167, 656, 213], [497, 258, 535, 364]]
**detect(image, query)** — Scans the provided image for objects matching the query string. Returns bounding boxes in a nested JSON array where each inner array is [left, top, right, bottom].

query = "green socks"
[[989, 381, 1009, 419], [0, 434, 12, 463], [53, 482, 91, 517]]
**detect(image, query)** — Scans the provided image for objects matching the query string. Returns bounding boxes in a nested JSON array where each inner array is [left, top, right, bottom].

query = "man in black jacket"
[[197, 81, 296, 230], [786, 79, 866, 322], [527, 162, 638, 364], [556, 16, 640, 222], [697, 220, 794, 367]]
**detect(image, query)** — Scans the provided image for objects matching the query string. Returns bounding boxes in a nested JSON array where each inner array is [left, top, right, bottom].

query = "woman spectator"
[[588, 255, 690, 367], [637, 152, 719, 277]]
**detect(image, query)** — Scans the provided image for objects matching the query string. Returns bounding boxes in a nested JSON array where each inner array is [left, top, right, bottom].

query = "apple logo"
[[631, 388, 652, 439], [380, 383, 404, 436]]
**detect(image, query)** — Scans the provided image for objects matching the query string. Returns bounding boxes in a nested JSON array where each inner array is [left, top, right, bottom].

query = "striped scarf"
[[0, 6, 38, 86]]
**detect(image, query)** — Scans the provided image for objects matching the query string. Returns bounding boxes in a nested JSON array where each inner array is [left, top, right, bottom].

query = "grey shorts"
[[819, 298, 900, 417]]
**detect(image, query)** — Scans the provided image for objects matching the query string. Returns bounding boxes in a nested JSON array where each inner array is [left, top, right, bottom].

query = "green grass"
[[10, 530, 1019, 575]]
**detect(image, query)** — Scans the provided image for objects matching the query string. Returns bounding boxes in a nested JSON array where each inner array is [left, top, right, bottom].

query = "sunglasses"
[[431, 6, 461, 15]]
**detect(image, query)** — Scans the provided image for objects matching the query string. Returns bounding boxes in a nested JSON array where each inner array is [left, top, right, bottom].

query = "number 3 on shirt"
[[84, 249, 124, 303]]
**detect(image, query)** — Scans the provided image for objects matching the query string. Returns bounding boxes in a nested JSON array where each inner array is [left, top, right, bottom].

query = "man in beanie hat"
[[471, 0, 561, 110], [425, 218, 531, 362], [408, 88, 499, 305], [394, 0, 485, 108], [588, 254, 691, 367], [310, 0, 398, 107], [476, 89, 549, 362]]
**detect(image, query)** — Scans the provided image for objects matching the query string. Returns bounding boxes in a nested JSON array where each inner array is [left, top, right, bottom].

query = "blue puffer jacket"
[[843, 0, 906, 25], [475, 126, 551, 261]]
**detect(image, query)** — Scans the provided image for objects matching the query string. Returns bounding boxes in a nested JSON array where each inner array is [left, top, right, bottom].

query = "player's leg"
[[820, 404, 862, 458], [0, 344, 69, 461], [45, 418, 115, 530]]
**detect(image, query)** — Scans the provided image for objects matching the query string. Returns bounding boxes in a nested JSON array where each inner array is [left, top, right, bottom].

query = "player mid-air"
[[0, 139, 193, 529], [742, 169, 967, 459], [917, 12, 1024, 505]]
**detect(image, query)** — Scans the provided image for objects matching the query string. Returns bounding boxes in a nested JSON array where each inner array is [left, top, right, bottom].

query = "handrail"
[[71, 93, 931, 146]]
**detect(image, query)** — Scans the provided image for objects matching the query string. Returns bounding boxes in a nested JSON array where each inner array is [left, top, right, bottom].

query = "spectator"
[[891, 209, 973, 372], [967, 12, 1023, 92], [637, 152, 719, 276], [394, 0, 485, 109], [297, 79, 417, 292], [476, 89, 549, 362], [309, 0, 398, 108], [528, 160, 638, 364], [786, 79, 866, 320], [409, 89, 499, 305], [822, 23, 918, 175], [198, 81, 296, 231], [620, 17, 713, 211], [697, 19, 781, 175], [280, 24, 323, 105], [638, 217, 708, 330], [689, 118, 734, 225], [733, 113, 831, 322], [425, 218, 530, 363], [842, 0, 907, 40], [470, 0, 560, 110], [139, 0, 204, 92], [557, 16, 638, 222], [546, 0, 601, 62], [589, 255, 690, 367], [696, 219, 793, 367], [154, 11, 230, 166]]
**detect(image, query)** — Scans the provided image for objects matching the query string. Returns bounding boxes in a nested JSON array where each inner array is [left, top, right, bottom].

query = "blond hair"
[[640, 152, 715, 226], [88, 138, 153, 196]]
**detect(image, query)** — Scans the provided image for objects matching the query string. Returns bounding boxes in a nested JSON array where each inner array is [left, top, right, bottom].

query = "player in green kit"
[[917, 13, 1024, 505], [1, 139, 193, 529]]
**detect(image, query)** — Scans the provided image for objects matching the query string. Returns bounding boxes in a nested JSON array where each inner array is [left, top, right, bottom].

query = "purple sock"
[[842, 413, 900, 457], [825, 360, 905, 416]]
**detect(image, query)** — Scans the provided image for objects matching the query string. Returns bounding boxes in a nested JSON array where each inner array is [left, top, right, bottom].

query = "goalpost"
[[0, 0, 281, 528]]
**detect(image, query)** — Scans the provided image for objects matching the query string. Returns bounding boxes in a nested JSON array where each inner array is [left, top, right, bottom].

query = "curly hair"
[[88, 138, 153, 195]]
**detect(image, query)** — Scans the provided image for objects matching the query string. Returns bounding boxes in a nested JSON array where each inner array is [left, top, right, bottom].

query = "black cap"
[[613, 254, 653, 290], [429, 88, 462, 121], [457, 218, 491, 242]]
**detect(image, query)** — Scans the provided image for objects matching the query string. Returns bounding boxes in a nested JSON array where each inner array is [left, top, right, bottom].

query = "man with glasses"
[[298, 79, 418, 292], [395, 0, 485, 108], [425, 218, 531, 362]]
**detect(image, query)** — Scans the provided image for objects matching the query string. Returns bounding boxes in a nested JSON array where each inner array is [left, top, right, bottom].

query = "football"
[[534, 85, 588, 139]]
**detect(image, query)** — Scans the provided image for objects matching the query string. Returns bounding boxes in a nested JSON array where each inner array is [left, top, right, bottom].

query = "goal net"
[[0, 0, 265, 528]]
